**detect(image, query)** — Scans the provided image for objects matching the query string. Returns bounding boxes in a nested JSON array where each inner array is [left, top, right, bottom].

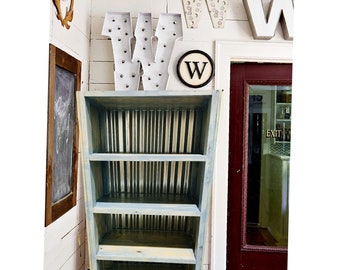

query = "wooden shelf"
[[102, 262, 193, 270], [100, 230, 195, 248], [94, 202, 200, 216], [97, 245, 196, 264], [98, 193, 197, 204], [95, 194, 200, 216], [82, 89, 213, 110]]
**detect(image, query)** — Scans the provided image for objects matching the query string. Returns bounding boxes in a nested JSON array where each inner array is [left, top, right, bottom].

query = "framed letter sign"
[[45, 44, 81, 226]]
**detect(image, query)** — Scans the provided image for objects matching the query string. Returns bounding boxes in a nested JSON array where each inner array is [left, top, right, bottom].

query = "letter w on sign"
[[102, 12, 183, 90], [185, 62, 208, 79], [182, 0, 229, 28], [243, 0, 294, 40]]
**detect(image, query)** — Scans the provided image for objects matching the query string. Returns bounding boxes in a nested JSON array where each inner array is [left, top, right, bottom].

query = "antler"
[[52, 0, 74, 29], [52, 0, 63, 22], [62, 0, 74, 29]]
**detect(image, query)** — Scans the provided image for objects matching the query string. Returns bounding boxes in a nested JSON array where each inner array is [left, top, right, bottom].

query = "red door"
[[227, 63, 292, 270]]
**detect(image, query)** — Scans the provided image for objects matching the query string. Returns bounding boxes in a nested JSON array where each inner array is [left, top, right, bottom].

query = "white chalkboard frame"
[[45, 44, 81, 226]]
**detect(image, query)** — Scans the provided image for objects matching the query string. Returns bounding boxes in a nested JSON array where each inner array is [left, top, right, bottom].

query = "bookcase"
[[77, 90, 221, 270]]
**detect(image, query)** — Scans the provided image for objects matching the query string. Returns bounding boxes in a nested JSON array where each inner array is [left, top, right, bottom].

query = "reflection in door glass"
[[246, 85, 291, 248]]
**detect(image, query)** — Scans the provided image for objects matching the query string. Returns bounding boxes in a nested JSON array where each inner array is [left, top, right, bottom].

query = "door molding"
[[211, 41, 292, 270]]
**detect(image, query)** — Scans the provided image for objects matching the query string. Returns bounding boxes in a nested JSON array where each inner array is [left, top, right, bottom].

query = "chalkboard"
[[45, 44, 81, 226], [52, 66, 76, 203]]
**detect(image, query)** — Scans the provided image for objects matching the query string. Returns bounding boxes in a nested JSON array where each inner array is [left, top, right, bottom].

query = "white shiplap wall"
[[44, 0, 91, 269]]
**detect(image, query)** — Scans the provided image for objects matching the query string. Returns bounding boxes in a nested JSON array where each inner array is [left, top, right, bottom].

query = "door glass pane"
[[246, 85, 291, 248]]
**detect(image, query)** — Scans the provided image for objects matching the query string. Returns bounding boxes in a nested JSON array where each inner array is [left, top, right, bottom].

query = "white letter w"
[[102, 12, 183, 90], [243, 0, 294, 40]]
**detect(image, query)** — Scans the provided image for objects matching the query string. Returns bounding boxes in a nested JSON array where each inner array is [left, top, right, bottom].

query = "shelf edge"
[[93, 202, 201, 217], [96, 245, 196, 264]]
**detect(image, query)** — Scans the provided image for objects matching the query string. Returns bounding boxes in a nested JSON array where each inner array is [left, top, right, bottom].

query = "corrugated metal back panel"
[[94, 107, 204, 233], [101, 161, 200, 196], [99, 214, 197, 233], [101, 108, 203, 154]]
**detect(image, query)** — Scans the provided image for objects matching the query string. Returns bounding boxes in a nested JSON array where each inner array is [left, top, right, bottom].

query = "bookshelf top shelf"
[[80, 90, 214, 110]]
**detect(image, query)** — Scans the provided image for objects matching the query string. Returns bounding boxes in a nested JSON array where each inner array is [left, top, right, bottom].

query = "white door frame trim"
[[211, 40, 293, 270]]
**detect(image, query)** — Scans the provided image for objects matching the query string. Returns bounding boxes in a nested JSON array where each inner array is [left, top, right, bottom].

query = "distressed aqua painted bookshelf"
[[77, 90, 221, 270]]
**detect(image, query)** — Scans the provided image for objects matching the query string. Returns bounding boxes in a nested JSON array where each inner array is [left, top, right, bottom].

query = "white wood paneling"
[[90, 61, 115, 84], [59, 243, 86, 270], [90, 40, 113, 61], [45, 0, 91, 269], [181, 19, 289, 41], [50, 3, 91, 58], [89, 83, 115, 91], [90, 16, 107, 40], [72, 0, 92, 38], [44, 197, 86, 269], [91, 0, 168, 18]]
